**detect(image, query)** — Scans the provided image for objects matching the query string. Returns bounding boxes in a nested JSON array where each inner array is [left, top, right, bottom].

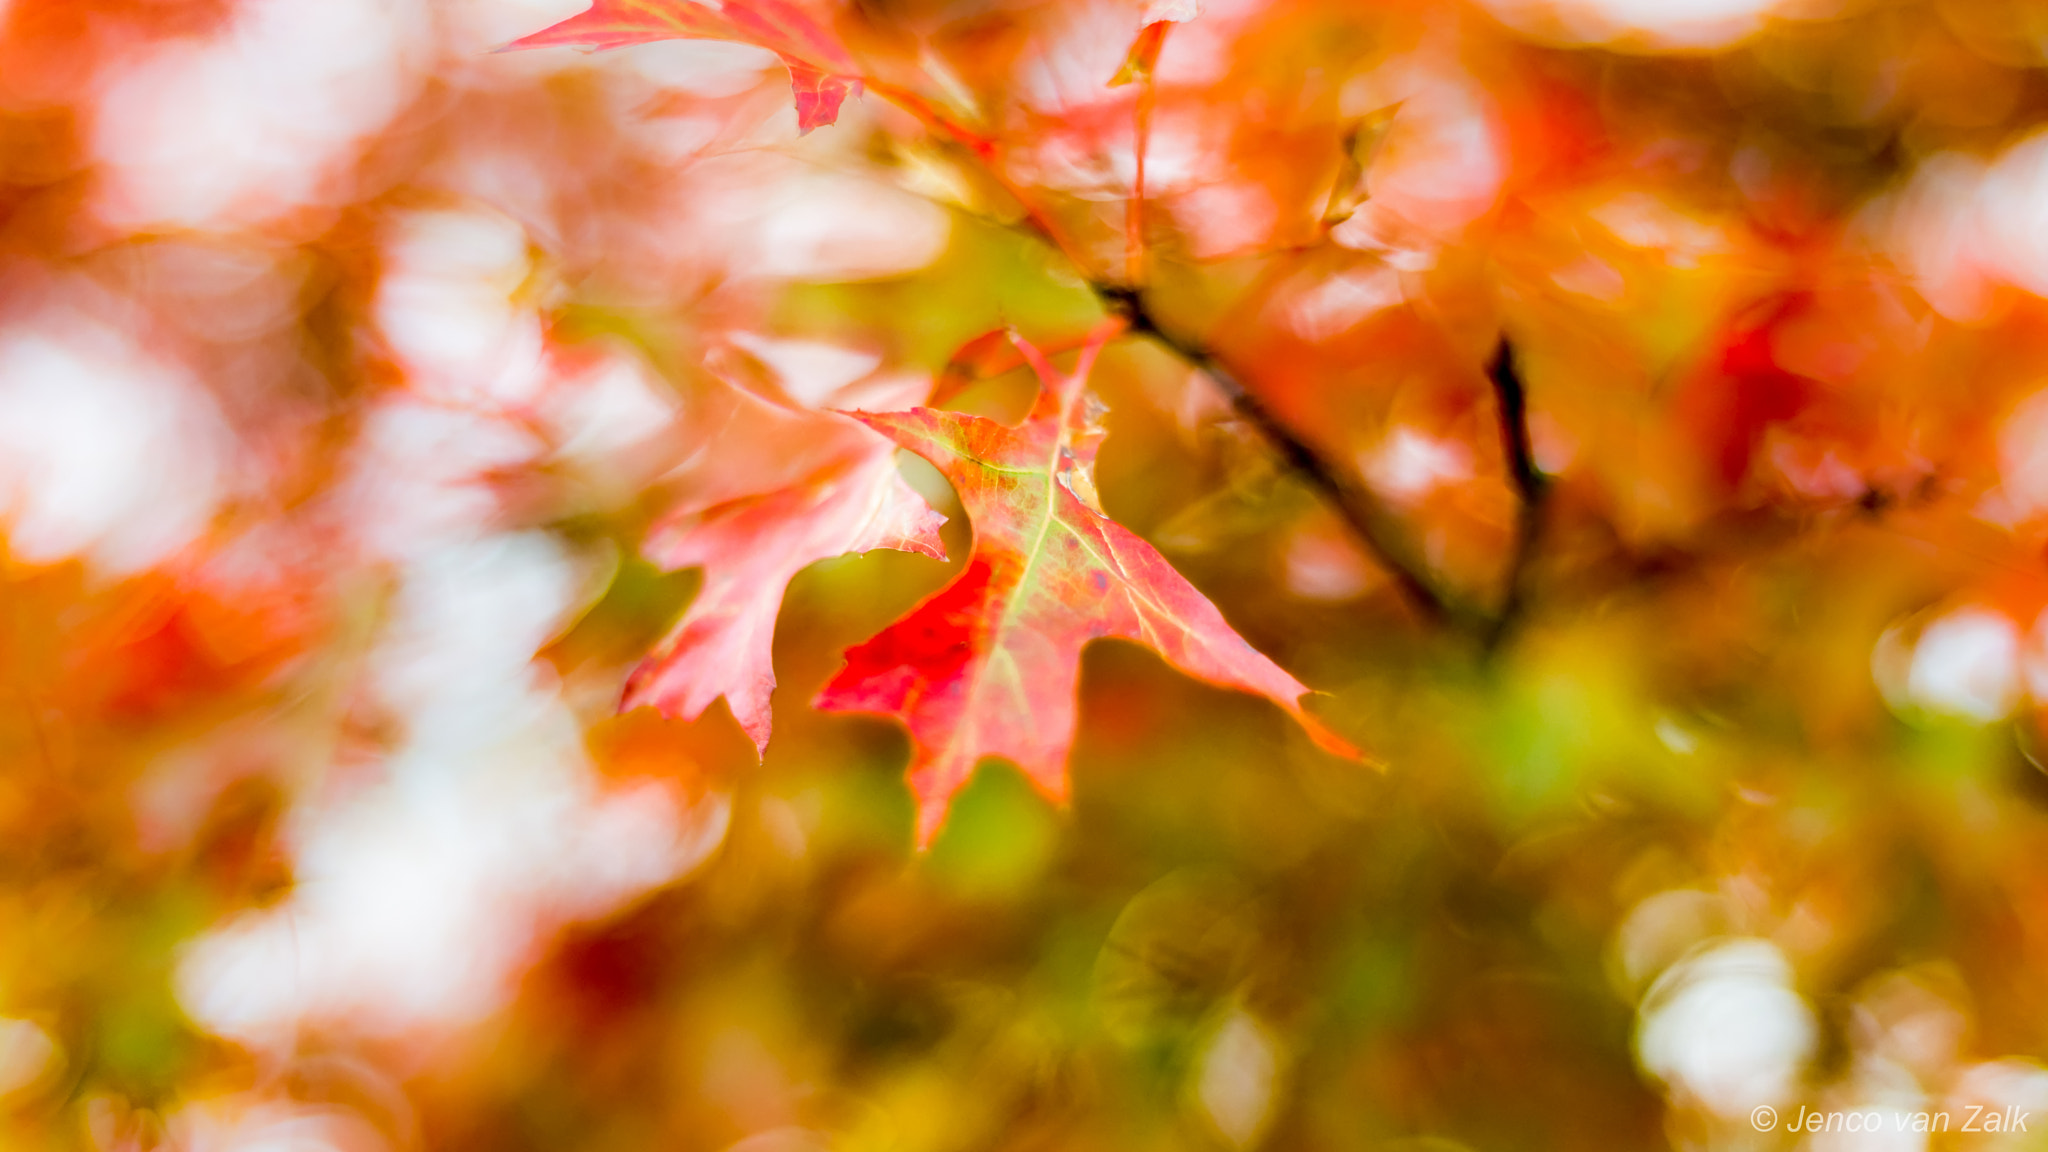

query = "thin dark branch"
[[1096, 284, 1461, 629], [1482, 337, 1548, 651], [855, 85, 1463, 628]]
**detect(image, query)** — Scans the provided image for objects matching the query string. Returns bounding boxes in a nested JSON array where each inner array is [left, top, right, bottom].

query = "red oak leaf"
[[505, 0, 862, 134], [816, 323, 1354, 845], [627, 369, 945, 752]]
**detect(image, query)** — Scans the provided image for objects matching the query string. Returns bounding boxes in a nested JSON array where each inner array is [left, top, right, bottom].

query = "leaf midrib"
[[937, 430, 1069, 769]]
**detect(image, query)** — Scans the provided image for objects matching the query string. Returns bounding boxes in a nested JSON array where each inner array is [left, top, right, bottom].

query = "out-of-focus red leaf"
[[1675, 293, 1818, 488], [626, 375, 945, 754], [781, 55, 861, 135], [815, 323, 1354, 846], [501, 0, 733, 49], [712, 0, 856, 69], [932, 327, 1110, 408], [931, 328, 1023, 408], [505, 0, 863, 132]]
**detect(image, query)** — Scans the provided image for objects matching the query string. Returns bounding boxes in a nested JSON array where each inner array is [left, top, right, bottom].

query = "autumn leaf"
[[931, 326, 1110, 407], [815, 322, 1354, 845], [1108, 22, 1170, 88], [626, 369, 945, 753], [781, 58, 863, 135], [930, 328, 1020, 408], [505, 0, 864, 134], [1109, 0, 1199, 87], [1322, 101, 1404, 225]]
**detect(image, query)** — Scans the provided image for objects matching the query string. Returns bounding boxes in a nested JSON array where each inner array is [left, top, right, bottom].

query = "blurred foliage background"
[[7, 0, 2048, 1149]]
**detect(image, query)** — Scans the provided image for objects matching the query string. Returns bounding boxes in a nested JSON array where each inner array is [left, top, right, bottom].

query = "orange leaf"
[[816, 323, 1354, 846], [505, 0, 865, 131]]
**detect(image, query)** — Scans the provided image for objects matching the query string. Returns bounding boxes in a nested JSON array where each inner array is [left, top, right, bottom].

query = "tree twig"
[[1095, 284, 1463, 629], [854, 77, 1518, 636], [1481, 337, 1547, 651]]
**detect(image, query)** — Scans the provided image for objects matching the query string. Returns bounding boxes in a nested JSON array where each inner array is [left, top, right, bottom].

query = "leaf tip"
[[494, 4, 611, 54], [1108, 20, 1172, 87], [786, 60, 861, 134], [1295, 701, 1362, 762], [912, 799, 949, 851]]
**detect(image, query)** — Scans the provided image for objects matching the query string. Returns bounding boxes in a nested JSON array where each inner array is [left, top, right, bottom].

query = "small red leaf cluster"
[[508, 1, 1359, 843]]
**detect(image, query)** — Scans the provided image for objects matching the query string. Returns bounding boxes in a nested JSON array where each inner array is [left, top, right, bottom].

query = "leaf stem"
[[855, 76, 1543, 640], [1125, 72, 1157, 286]]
